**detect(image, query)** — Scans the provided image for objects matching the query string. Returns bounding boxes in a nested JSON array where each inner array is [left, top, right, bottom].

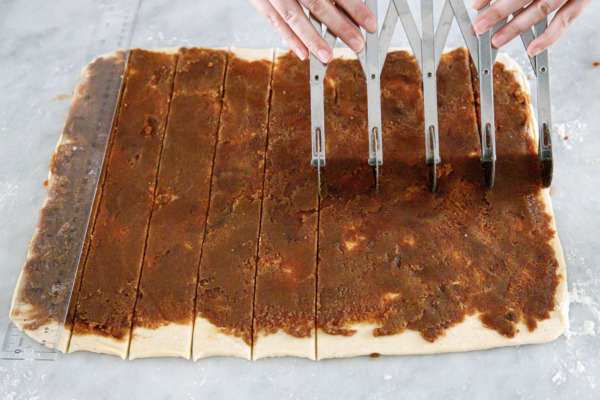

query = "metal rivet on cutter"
[[381, 0, 444, 192], [308, 1, 555, 193], [365, 0, 383, 193], [492, 10, 554, 187], [309, 6, 368, 196]]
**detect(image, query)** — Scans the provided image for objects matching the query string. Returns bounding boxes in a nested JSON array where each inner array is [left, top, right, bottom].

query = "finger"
[[335, 0, 377, 33], [471, 0, 491, 10], [473, 0, 529, 34], [250, 0, 308, 60], [270, 0, 333, 63], [491, 0, 568, 48], [299, 0, 365, 53], [527, 0, 592, 56]]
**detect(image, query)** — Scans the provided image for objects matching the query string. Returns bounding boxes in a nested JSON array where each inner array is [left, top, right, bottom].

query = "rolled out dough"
[[129, 323, 192, 360], [315, 49, 568, 360], [9, 50, 126, 354], [251, 48, 317, 361], [253, 330, 316, 360], [11, 47, 567, 361], [68, 47, 181, 360], [191, 47, 274, 361], [127, 46, 228, 361]]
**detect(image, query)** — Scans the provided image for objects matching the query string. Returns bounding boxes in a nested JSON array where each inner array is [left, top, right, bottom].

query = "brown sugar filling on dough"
[[132, 49, 227, 330], [253, 52, 318, 340], [317, 48, 559, 342], [63, 54, 130, 341], [72, 50, 178, 340], [12, 52, 126, 333], [195, 52, 273, 346], [14, 47, 561, 351]]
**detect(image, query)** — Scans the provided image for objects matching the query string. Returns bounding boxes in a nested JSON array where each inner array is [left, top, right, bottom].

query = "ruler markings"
[[1, 0, 141, 361]]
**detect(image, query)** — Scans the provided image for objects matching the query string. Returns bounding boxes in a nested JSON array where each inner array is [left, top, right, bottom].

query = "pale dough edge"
[[9, 51, 125, 354], [316, 50, 568, 359], [496, 52, 568, 329], [231, 46, 274, 62], [71, 47, 273, 360], [65, 47, 193, 357], [192, 317, 251, 360], [252, 329, 316, 360], [275, 48, 291, 61], [239, 48, 319, 360], [129, 323, 191, 360], [317, 311, 566, 359], [12, 48, 567, 361], [189, 47, 275, 361], [68, 330, 128, 359]]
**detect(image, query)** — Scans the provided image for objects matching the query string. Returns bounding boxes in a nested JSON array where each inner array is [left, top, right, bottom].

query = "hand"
[[249, 0, 377, 63], [472, 0, 591, 56]]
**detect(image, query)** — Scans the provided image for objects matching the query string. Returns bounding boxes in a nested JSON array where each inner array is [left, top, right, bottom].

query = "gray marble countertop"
[[1, 0, 599, 398]]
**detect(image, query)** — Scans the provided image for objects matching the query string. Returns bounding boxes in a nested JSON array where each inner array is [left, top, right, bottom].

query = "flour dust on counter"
[[128, 48, 228, 360], [69, 49, 178, 359], [252, 50, 319, 360], [192, 48, 274, 360]]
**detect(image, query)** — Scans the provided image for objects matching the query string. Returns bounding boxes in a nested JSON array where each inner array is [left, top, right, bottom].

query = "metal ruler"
[[1, 0, 141, 361]]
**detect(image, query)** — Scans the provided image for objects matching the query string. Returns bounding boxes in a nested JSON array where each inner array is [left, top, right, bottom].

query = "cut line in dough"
[[250, 48, 318, 361], [191, 47, 274, 361], [127, 47, 228, 360], [68, 48, 180, 359], [11, 47, 567, 361], [9, 50, 125, 354]]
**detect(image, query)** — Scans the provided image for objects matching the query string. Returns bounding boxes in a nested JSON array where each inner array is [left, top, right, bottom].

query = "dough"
[[69, 48, 179, 360], [315, 48, 568, 360], [10, 47, 567, 361], [252, 49, 318, 361], [192, 47, 274, 361], [129, 323, 192, 360], [9, 50, 126, 354], [253, 329, 316, 360], [128, 47, 228, 361]]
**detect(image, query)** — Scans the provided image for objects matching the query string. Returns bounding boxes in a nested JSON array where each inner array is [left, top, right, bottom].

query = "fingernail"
[[473, 17, 489, 34], [528, 44, 541, 57], [294, 47, 307, 61], [317, 49, 331, 64], [365, 17, 377, 33], [470, 0, 482, 9], [349, 37, 364, 53], [317, 49, 331, 63], [492, 33, 506, 48]]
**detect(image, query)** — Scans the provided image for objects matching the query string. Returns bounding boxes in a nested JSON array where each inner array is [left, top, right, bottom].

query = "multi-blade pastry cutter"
[[308, 0, 554, 193]]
